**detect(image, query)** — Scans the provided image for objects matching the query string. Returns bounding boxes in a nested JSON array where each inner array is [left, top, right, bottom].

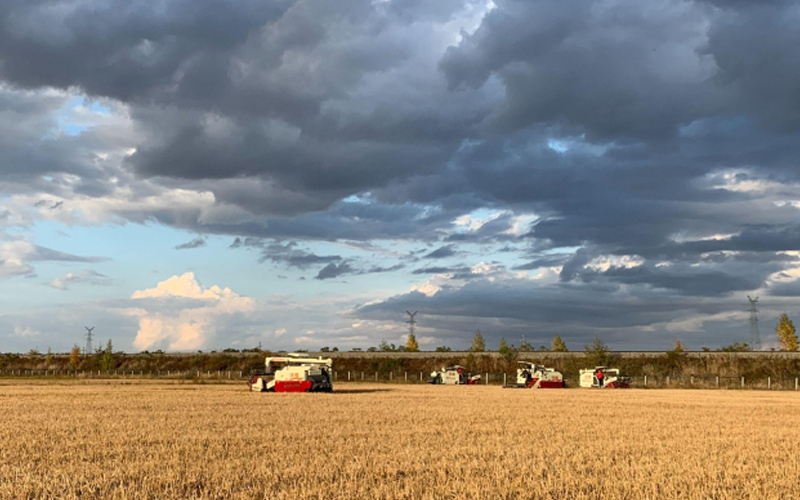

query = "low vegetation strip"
[[5, 350, 800, 380]]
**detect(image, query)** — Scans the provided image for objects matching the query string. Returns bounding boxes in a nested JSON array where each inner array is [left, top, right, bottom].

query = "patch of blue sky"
[[547, 135, 610, 156], [25, 221, 260, 299], [547, 138, 570, 153], [49, 95, 113, 138], [53, 96, 88, 137], [23, 221, 418, 304], [86, 100, 111, 115], [451, 207, 506, 232], [342, 192, 373, 204], [679, 115, 752, 138]]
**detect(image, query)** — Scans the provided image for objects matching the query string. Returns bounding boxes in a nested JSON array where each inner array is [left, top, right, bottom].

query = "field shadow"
[[333, 388, 395, 394]]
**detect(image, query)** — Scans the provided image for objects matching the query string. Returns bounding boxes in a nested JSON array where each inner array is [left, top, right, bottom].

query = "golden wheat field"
[[1, 381, 799, 500]]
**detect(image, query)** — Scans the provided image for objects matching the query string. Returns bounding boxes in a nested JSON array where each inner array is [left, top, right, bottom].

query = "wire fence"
[[2, 369, 800, 390]]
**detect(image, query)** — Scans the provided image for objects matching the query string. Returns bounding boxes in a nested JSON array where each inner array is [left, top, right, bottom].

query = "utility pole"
[[747, 296, 761, 351], [85, 326, 95, 354]]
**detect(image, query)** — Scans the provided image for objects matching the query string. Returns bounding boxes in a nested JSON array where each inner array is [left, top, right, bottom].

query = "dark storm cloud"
[[0, 0, 293, 101], [365, 264, 405, 274], [315, 262, 354, 280], [595, 262, 783, 297], [314, 261, 405, 280], [353, 276, 754, 349], [31, 246, 108, 263], [439, 0, 724, 141], [174, 237, 206, 250], [229, 238, 341, 269], [513, 254, 570, 271], [625, 225, 800, 261], [2, 0, 800, 346], [768, 280, 800, 298], [412, 266, 462, 275], [423, 245, 457, 259]]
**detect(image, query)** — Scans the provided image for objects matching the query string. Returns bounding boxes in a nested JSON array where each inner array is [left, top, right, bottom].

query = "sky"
[[1, 0, 799, 353]]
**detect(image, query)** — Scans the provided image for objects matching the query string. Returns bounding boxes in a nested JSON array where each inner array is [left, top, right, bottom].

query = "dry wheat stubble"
[[1, 381, 799, 499]]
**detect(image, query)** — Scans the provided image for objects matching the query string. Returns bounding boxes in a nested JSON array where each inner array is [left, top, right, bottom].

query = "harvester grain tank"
[[514, 361, 565, 388], [427, 365, 481, 385], [249, 354, 333, 392], [579, 366, 630, 388]]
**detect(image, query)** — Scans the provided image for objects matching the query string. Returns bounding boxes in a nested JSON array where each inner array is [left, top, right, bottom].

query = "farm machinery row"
[[248, 354, 629, 392], [426, 362, 630, 389]]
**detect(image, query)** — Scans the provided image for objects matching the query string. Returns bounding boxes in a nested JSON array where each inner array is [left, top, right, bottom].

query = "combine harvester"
[[427, 365, 481, 385], [248, 354, 333, 392], [510, 361, 565, 388], [579, 366, 630, 388]]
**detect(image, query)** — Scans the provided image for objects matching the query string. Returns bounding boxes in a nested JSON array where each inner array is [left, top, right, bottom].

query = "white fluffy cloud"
[[129, 273, 255, 351], [12, 326, 40, 337], [48, 270, 112, 290], [0, 241, 36, 278]]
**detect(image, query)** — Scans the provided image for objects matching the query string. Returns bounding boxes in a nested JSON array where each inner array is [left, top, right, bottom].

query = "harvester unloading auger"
[[248, 354, 333, 392], [507, 361, 565, 388]]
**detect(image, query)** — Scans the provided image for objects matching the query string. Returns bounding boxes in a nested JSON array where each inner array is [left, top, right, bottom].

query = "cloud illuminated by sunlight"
[[129, 273, 254, 351]]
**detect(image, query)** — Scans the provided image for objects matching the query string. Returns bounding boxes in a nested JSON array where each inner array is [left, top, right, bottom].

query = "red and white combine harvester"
[[427, 365, 481, 385], [248, 354, 333, 393], [513, 361, 565, 388], [579, 366, 630, 388]]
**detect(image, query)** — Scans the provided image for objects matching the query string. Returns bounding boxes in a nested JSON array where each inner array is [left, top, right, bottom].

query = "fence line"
[[1, 368, 799, 390]]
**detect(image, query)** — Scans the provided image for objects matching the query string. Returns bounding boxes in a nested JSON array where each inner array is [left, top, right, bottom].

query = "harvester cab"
[[427, 365, 481, 385], [579, 366, 630, 388], [515, 361, 565, 388], [249, 354, 333, 393]]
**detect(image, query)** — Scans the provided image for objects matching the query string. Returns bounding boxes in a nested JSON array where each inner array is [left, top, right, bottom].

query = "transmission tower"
[[406, 311, 418, 338], [85, 326, 95, 354], [747, 296, 761, 351]]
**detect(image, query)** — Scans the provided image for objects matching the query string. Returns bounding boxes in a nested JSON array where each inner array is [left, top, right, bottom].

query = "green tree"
[[464, 352, 476, 371], [406, 334, 419, 352], [584, 336, 611, 366], [435, 346, 452, 352], [717, 342, 751, 352], [69, 344, 81, 369], [518, 341, 534, 352], [776, 313, 798, 352], [665, 339, 687, 375], [100, 340, 116, 371], [498, 338, 517, 364], [470, 330, 486, 352], [45, 347, 53, 366], [551, 336, 568, 352]]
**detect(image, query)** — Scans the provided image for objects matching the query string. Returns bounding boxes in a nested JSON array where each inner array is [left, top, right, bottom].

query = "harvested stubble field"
[[1, 381, 799, 500]]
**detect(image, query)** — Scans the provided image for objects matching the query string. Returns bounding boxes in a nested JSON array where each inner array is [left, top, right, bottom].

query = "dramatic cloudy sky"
[[1, 0, 799, 352]]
